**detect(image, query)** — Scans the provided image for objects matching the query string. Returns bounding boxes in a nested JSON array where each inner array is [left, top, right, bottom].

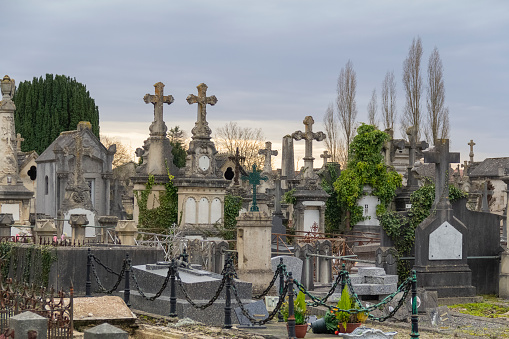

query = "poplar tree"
[[13, 74, 100, 154]]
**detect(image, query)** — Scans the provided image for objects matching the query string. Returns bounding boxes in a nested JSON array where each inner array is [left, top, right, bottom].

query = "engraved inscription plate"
[[429, 221, 462, 260]]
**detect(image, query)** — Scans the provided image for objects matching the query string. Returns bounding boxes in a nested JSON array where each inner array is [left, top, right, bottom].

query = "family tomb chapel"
[[175, 83, 229, 236], [36, 121, 116, 238]]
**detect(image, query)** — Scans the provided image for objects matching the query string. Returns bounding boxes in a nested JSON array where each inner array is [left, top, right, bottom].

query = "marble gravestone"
[[271, 255, 303, 293], [413, 139, 476, 299]]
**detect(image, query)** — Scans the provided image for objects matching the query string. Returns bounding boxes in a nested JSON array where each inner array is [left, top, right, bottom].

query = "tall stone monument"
[[175, 83, 229, 235], [290, 116, 329, 233], [0, 75, 33, 227], [281, 135, 296, 189], [132, 82, 177, 225], [413, 139, 476, 299]]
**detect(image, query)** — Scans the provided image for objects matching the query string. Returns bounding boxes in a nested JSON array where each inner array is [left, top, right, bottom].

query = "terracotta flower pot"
[[338, 322, 361, 333], [287, 323, 308, 338]]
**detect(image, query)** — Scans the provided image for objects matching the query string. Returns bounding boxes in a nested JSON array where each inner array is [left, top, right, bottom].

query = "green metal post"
[[410, 270, 419, 338]]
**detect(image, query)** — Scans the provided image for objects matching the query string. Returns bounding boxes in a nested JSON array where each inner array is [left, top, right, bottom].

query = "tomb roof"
[[468, 157, 509, 178]]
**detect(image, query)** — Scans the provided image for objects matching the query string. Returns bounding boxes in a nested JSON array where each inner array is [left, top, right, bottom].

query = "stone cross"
[[423, 139, 460, 209], [468, 139, 476, 164], [292, 116, 326, 179], [320, 150, 332, 167], [228, 147, 245, 186], [242, 164, 268, 212], [258, 141, 278, 174], [406, 126, 428, 188], [144, 82, 174, 137], [382, 128, 405, 166], [187, 83, 217, 139], [481, 181, 494, 213], [15, 133, 24, 152]]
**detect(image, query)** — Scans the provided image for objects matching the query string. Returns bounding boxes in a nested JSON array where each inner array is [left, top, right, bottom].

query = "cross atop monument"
[[258, 141, 278, 174], [15, 133, 24, 152], [292, 116, 326, 179], [423, 139, 460, 209], [187, 83, 217, 140], [382, 128, 405, 167], [144, 82, 174, 137], [242, 164, 268, 212], [228, 147, 246, 186], [320, 150, 332, 167], [468, 139, 476, 164], [481, 180, 494, 213]]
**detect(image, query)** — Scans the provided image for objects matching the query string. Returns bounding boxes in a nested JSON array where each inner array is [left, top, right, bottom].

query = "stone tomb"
[[413, 139, 476, 299], [127, 263, 252, 326]]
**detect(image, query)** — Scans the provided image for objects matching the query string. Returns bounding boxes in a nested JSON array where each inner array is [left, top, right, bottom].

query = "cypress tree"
[[13, 74, 100, 154]]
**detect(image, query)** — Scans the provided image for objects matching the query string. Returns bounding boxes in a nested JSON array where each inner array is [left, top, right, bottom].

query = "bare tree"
[[381, 70, 397, 131], [367, 88, 378, 128], [401, 37, 423, 139], [425, 47, 450, 144], [323, 103, 345, 164], [214, 121, 265, 169], [336, 60, 357, 156], [100, 135, 134, 168]]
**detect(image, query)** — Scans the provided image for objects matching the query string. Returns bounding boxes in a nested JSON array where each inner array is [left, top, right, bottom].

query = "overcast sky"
[[2, 1, 508, 168]]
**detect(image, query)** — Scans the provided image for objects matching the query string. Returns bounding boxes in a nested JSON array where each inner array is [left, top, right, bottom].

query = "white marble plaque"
[[185, 198, 196, 224], [303, 209, 320, 232], [210, 198, 221, 224], [429, 221, 462, 260], [198, 197, 209, 224]]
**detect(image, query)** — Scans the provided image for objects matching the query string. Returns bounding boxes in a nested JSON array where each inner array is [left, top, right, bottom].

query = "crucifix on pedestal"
[[320, 150, 332, 167], [242, 164, 268, 212], [144, 82, 174, 137], [423, 139, 460, 210], [292, 116, 326, 180], [468, 139, 476, 164], [258, 141, 278, 174], [187, 83, 217, 140], [406, 126, 429, 189]]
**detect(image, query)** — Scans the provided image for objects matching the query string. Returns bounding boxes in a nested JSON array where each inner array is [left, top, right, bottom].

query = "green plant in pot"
[[323, 286, 368, 334], [281, 290, 308, 338]]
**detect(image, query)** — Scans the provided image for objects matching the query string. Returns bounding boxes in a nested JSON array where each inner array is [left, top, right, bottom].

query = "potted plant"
[[323, 286, 368, 334], [281, 290, 308, 338]]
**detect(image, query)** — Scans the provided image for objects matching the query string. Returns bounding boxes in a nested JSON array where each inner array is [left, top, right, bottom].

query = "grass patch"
[[449, 302, 509, 318]]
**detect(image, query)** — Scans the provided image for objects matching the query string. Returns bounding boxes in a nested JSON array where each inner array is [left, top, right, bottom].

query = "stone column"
[[70, 214, 88, 243], [0, 213, 14, 237], [236, 211, 274, 294], [98, 215, 118, 243], [115, 220, 137, 245], [34, 219, 57, 243]]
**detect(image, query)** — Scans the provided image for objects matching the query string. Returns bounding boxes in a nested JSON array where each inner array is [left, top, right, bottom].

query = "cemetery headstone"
[[413, 139, 476, 299], [281, 135, 295, 189], [234, 300, 269, 328], [291, 116, 326, 180], [271, 255, 303, 293], [258, 141, 278, 175], [11, 311, 48, 339]]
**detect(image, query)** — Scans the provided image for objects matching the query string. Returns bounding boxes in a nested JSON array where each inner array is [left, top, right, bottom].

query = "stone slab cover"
[[234, 299, 268, 327], [429, 221, 462, 260]]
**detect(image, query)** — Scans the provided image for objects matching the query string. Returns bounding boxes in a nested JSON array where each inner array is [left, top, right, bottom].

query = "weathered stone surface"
[[271, 255, 302, 293], [234, 300, 269, 327], [84, 323, 128, 339], [11, 311, 48, 339]]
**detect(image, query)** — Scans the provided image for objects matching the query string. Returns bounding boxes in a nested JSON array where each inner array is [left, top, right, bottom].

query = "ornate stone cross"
[[320, 150, 332, 167], [187, 83, 217, 139], [468, 139, 476, 164], [258, 141, 278, 174], [228, 147, 246, 186], [15, 133, 24, 152], [242, 164, 268, 212], [292, 116, 326, 179], [423, 139, 460, 209], [144, 82, 174, 137], [481, 181, 494, 213]]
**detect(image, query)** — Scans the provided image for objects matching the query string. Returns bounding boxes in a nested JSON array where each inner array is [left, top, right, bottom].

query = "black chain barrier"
[[90, 257, 127, 294], [130, 261, 174, 301], [232, 277, 290, 325], [252, 264, 282, 300], [91, 254, 121, 277], [176, 269, 227, 310]]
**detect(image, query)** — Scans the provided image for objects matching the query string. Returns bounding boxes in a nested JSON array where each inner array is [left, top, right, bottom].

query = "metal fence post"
[[124, 253, 131, 307], [340, 263, 346, 294], [278, 258, 285, 322], [223, 254, 232, 329], [410, 270, 419, 338], [287, 272, 296, 339], [86, 248, 92, 297], [169, 259, 177, 317]]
